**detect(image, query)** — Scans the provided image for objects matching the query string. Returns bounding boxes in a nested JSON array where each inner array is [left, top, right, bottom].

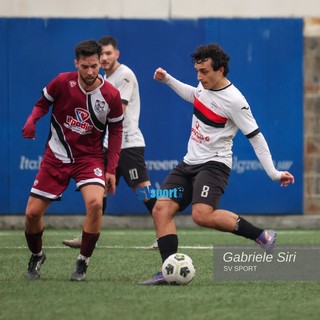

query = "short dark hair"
[[191, 44, 230, 76], [74, 40, 102, 60], [98, 35, 118, 49]]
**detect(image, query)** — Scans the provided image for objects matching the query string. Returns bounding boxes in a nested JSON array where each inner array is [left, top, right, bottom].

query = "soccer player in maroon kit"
[[22, 40, 123, 281]]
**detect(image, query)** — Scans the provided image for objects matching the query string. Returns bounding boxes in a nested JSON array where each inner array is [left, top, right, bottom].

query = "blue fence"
[[0, 18, 303, 215]]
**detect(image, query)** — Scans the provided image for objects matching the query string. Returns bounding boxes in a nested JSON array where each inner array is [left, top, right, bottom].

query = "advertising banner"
[[1, 18, 303, 215]]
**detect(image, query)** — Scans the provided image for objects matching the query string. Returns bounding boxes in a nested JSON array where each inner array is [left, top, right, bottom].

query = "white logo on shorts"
[[94, 167, 103, 177]]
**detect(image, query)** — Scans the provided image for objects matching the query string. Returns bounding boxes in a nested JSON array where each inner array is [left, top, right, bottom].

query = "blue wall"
[[0, 18, 303, 215]]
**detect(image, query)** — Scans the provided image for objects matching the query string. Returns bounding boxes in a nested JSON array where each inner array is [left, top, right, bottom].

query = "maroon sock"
[[25, 229, 44, 254], [80, 231, 100, 257]]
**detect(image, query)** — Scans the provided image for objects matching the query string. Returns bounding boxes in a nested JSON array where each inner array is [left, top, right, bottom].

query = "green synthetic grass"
[[1, 228, 320, 320]]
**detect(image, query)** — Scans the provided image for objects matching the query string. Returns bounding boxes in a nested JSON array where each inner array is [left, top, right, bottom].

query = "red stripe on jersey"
[[194, 97, 227, 124]]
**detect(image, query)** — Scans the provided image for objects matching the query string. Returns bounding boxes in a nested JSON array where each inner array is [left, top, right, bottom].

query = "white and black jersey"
[[184, 82, 259, 168], [104, 64, 145, 149]]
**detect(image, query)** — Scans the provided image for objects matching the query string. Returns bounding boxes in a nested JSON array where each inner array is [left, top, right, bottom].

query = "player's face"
[[195, 58, 225, 90], [75, 54, 101, 89], [100, 44, 120, 74]]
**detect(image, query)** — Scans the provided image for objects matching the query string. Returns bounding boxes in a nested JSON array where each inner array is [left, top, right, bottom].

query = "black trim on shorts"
[[77, 182, 105, 190], [30, 192, 61, 201]]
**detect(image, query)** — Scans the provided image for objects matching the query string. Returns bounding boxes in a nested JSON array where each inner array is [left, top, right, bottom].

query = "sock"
[[80, 231, 100, 258], [102, 196, 107, 215], [25, 229, 44, 254], [232, 216, 263, 240], [78, 254, 89, 264], [158, 234, 178, 263], [143, 198, 156, 214]]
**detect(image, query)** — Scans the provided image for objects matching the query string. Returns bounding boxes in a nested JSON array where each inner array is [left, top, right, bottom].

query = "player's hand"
[[279, 171, 295, 187], [154, 68, 168, 81], [22, 116, 36, 139], [105, 173, 116, 195]]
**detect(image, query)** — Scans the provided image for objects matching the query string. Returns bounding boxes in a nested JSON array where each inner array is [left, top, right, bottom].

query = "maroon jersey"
[[35, 72, 123, 174]]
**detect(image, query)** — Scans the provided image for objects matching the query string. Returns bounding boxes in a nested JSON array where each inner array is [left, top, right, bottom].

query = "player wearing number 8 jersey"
[[140, 43, 295, 285]]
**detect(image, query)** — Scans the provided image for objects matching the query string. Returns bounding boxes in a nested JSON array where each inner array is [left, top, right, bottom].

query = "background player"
[[140, 43, 295, 285], [62, 35, 157, 249], [22, 39, 123, 281]]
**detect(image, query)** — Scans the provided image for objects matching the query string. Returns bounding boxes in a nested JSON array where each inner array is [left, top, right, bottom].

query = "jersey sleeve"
[[165, 74, 196, 103], [226, 94, 259, 137], [115, 69, 135, 104], [42, 74, 63, 103], [107, 90, 124, 124]]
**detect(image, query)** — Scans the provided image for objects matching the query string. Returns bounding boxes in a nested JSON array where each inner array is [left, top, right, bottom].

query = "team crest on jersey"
[[69, 80, 77, 88], [94, 99, 105, 113], [94, 167, 103, 177], [65, 108, 93, 135]]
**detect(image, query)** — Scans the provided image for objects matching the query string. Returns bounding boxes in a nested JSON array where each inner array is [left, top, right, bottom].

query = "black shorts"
[[105, 147, 150, 187], [161, 161, 231, 211]]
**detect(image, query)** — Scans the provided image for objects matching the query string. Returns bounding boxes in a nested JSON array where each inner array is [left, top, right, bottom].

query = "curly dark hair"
[[74, 40, 102, 60], [191, 44, 230, 76]]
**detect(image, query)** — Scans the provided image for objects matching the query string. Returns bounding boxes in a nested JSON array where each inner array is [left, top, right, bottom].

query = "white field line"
[[1, 230, 319, 237], [0, 245, 214, 250]]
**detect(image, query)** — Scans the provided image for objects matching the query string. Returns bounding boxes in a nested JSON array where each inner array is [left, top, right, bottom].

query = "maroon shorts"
[[30, 158, 105, 200]]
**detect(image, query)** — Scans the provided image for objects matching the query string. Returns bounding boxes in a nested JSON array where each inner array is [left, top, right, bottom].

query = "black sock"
[[232, 216, 263, 240], [143, 198, 156, 214], [158, 234, 178, 263]]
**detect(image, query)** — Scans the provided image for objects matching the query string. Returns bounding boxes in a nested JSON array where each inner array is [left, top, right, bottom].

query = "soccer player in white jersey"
[[62, 36, 157, 249], [140, 43, 295, 285], [22, 40, 123, 281]]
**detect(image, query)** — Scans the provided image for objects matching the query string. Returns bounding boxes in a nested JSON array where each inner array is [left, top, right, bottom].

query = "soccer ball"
[[161, 253, 195, 285]]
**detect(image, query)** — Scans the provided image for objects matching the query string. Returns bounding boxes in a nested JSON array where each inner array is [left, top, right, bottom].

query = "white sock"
[[78, 254, 89, 264]]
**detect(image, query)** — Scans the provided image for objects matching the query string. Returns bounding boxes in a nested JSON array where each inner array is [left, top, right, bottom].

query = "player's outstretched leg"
[[139, 271, 167, 285], [62, 235, 82, 248], [255, 230, 276, 254]]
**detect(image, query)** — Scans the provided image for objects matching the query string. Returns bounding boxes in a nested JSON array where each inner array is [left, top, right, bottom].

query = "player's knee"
[[192, 209, 212, 227], [152, 201, 162, 218], [152, 200, 175, 222], [86, 198, 103, 213], [25, 210, 42, 223]]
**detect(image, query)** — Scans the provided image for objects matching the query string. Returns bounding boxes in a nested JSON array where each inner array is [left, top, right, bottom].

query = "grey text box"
[[214, 245, 320, 281]]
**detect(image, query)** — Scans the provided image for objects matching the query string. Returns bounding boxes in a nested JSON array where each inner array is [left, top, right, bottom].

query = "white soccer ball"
[[161, 253, 196, 285]]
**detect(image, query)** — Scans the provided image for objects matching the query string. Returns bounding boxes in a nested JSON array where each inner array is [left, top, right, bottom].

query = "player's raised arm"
[[153, 67, 196, 103], [154, 67, 168, 81]]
